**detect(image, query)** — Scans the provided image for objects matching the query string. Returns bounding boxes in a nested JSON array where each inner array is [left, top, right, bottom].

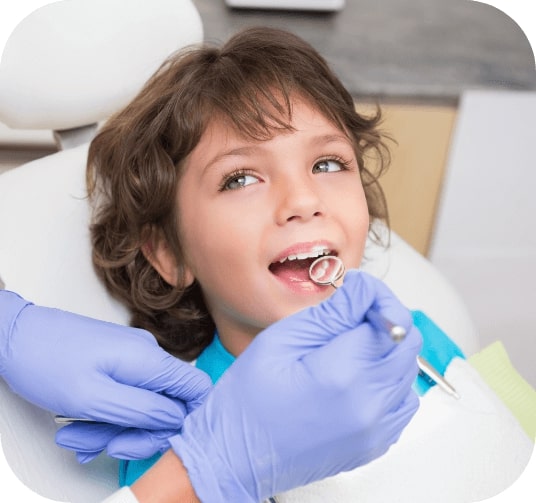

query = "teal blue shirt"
[[119, 310, 465, 486]]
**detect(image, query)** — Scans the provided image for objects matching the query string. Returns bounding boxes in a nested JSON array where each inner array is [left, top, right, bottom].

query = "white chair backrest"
[[0, 0, 203, 133]]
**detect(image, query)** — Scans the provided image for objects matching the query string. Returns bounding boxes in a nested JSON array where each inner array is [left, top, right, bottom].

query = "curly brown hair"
[[87, 26, 391, 361]]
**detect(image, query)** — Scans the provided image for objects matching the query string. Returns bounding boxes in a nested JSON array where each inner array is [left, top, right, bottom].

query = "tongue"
[[270, 258, 315, 283]]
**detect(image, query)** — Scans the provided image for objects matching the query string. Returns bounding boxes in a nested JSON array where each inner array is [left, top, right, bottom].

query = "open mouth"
[[269, 247, 336, 283]]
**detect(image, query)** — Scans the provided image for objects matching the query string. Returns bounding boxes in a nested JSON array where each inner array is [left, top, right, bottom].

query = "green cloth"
[[469, 340, 536, 440]]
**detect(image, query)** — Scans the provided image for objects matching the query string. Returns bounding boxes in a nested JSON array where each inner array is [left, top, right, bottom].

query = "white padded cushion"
[[0, 144, 128, 324], [0, 378, 119, 502], [0, 0, 203, 130]]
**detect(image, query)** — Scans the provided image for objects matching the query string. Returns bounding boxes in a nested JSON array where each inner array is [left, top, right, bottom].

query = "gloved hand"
[[0, 290, 212, 461], [57, 422, 180, 463], [171, 270, 422, 502]]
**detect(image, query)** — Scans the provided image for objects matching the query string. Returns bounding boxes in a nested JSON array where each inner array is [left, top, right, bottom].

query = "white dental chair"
[[0, 1, 479, 501]]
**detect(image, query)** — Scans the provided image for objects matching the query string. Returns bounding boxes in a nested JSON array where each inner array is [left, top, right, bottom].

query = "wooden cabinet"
[[356, 101, 458, 256]]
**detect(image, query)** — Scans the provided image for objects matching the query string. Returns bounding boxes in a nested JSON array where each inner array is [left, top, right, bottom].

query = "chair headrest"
[[0, 0, 203, 131]]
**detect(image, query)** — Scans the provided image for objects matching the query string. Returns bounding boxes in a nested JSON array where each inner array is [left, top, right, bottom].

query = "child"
[[87, 24, 390, 362], [85, 26, 533, 501]]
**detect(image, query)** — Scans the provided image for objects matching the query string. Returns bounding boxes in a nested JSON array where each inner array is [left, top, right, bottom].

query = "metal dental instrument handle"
[[54, 416, 97, 425], [417, 356, 460, 399], [308, 255, 460, 399], [365, 309, 408, 343]]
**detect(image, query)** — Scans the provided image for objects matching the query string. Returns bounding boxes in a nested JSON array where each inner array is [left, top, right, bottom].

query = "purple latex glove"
[[170, 270, 422, 502], [0, 290, 211, 461], [57, 422, 180, 463]]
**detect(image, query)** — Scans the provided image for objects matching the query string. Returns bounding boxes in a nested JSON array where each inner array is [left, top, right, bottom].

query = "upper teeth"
[[279, 247, 331, 263]]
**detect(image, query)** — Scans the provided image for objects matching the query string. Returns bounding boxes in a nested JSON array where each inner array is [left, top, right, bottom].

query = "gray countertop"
[[192, 0, 536, 102]]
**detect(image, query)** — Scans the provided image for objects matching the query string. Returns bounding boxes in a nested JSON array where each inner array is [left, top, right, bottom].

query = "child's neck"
[[216, 326, 260, 357]]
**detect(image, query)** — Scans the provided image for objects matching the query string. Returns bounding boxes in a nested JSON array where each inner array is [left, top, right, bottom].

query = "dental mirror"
[[308, 255, 407, 343], [308, 255, 345, 287]]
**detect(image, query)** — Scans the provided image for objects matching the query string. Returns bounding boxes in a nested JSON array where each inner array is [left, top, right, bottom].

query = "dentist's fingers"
[[62, 377, 190, 430], [56, 422, 178, 461], [107, 349, 212, 413], [300, 321, 421, 387], [56, 422, 124, 463], [250, 270, 410, 362]]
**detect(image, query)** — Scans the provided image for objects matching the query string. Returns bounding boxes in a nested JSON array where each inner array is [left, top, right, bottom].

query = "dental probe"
[[308, 255, 460, 399], [416, 356, 460, 399], [357, 308, 461, 403]]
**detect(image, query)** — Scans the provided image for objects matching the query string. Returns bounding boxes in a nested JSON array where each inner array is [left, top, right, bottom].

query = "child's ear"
[[141, 230, 194, 288]]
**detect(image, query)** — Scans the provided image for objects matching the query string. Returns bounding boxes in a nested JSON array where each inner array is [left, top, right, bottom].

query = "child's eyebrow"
[[315, 134, 352, 146], [202, 146, 261, 175], [202, 134, 352, 176]]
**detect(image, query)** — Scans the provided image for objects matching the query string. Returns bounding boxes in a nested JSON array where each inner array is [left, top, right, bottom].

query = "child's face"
[[172, 99, 369, 355]]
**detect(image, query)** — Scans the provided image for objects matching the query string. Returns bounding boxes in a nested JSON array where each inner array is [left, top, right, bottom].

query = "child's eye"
[[312, 158, 349, 174], [220, 171, 260, 191]]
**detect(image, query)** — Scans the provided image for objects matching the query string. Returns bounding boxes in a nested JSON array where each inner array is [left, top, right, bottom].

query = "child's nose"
[[274, 178, 326, 225]]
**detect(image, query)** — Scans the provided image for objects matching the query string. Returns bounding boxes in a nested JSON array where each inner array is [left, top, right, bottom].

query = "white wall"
[[429, 90, 536, 387]]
